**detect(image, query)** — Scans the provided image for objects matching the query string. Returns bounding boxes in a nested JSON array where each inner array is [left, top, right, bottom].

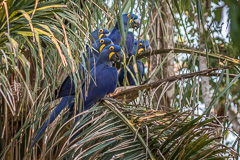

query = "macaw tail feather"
[[31, 96, 74, 148], [68, 101, 97, 143]]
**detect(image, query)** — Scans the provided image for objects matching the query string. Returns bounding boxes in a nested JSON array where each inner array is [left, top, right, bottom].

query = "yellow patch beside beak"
[[99, 44, 105, 53], [138, 48, 144, 54], [99, 34, 103, 39], [109, 52, 115, 60], [130, 19, 133, 23]]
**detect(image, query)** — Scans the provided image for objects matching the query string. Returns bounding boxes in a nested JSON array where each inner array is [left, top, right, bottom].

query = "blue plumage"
[[31, 45, 124, 148], [125, 32, 134, 54], [54, 28, 111, 99], [108, 13, 140, 54], [55, 38, 113, 99], [31, 96, 75, 148], [81, 45, 124, 110], [90, 28, 109, 42], [118, 40, 152, 86], [86, 28, 110, 52], [129, 40, 152, 56]]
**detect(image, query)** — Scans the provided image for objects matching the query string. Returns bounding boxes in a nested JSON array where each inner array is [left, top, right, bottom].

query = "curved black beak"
[[132, 18, 140, 29], [110, 41, 114, 45], [99, 33, 107, 39], [110, 49, 124, 62], [146, 45, 152, 52]]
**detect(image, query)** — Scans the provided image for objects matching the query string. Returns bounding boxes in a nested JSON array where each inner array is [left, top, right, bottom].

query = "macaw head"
[[99, 45, 124, 64], [91, 38, 113, 57], [91, 28, 109, 42], [129, 40, 152, 56], [122, 13, 140, 29]]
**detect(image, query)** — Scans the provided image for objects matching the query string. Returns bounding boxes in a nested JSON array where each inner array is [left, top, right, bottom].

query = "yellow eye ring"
[[99, 29, 103, 33], [127, 14, 130, 18], [109, 46, 114, 51], [139, 43, 143, 46], [100, 39, 104, 44]]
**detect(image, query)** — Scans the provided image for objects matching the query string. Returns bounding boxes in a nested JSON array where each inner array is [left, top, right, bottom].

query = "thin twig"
[[136, 49, 240, 65]]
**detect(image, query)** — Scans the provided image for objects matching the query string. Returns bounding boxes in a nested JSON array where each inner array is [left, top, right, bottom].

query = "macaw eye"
[[100, 39, 104, 44], [127, 14, 130, 18], [139, 43, 143, 47], [99, 29, 103, 33], [109, 46, 114, 51]]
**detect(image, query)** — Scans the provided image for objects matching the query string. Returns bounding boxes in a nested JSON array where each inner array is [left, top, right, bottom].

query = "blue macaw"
[[118, 40, 152, 86], [55, 38, 113, 99], [31, 45, 124, 148], [86, 28, 109, 51], [90, 28, 109, 42], [108, 13, 140, 55], [54, 28, 110, 100]]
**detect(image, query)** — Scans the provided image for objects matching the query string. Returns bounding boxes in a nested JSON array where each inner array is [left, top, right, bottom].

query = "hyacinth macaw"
[[54, 38, 113, 99], [108, 13, 140, 55], [90, 28, 109, 42], [31, 45, 124, 148], [118, 40, 152, 86], [86, 28, 109, 51]]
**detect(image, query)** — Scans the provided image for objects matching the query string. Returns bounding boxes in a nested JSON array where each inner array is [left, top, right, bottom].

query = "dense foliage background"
[[0, 0, 240, 159]]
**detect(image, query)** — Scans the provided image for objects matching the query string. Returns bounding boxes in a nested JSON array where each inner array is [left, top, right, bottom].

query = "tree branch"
[[136, 49, 240, 65], [204, 73, 240, 79], [110, 67, 231, 99]]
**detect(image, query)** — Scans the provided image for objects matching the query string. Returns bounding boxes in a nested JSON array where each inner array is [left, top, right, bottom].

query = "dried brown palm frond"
[[25, 99, 234, 159]]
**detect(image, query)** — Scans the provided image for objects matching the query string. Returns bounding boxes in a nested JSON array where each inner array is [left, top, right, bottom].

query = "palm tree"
[[0, 0, 239, 159]]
